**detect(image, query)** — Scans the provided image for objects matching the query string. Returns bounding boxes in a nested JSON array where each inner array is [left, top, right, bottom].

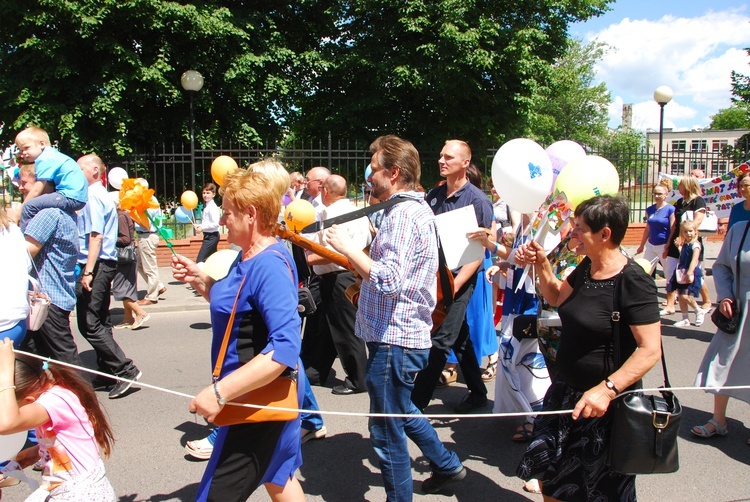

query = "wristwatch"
[[213, 381, 227, 406], [605, 378, 620, 395], [83, 271, 94, 277]]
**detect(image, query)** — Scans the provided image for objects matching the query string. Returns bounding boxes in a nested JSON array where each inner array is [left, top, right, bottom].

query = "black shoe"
[[454, 393, 488, 414], [91, 374, 115, 391], [422, 466, 466, 494], [332, 385, 366, 395], [109, 370, 142, 399]]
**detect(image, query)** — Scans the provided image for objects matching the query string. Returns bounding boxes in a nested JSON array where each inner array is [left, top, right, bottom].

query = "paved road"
[[3, 244, 750, 501]]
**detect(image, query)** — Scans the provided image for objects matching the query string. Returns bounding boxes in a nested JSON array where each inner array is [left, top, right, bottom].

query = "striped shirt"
[[355, 191, 437, 349]]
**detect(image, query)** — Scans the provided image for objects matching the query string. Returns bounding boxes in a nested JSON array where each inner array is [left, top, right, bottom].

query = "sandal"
[[482, 360, 498, 382], [523, 479, 542, 493], [512, 422, 534, 442], [691, 419, 728, 438], [659, 309, 676, 316], [436, 367, 458, 388]]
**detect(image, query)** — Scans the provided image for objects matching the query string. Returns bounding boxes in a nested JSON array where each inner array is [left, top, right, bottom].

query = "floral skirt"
[[517, 380, 636, 502]]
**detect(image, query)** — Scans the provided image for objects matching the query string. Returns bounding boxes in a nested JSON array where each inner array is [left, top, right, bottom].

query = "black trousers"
[[196, 231, 220, 263], [411, 276, 487, 410], [75, 260, 138, 377], [305, 271, 367, 391], [299, 274, 323, 370], [22, 303, 83, 367]]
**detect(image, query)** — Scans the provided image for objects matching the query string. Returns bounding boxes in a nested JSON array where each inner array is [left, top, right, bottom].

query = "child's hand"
[[0, 338, 16, 386]]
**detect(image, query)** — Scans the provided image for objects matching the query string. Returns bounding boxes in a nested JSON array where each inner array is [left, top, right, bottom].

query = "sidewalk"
[[132, 267, 211, 314]]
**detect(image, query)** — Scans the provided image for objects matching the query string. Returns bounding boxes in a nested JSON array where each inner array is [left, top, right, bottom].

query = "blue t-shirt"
[[35, 147, 88, 203], [728, 202, 750, 230], [645, 203, 675, 245]]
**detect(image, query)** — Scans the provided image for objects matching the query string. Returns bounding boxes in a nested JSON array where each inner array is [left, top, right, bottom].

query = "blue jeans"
[[20, 192, 83, 231], [366, 342, 462, 502], [301, 371, 324, 431]]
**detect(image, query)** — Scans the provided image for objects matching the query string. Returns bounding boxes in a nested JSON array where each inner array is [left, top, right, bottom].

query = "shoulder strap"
[[212, 275, 247, 379], [300, 195, 412, 233], [612, 260, 671, 389], [733, 221, 750, 302]]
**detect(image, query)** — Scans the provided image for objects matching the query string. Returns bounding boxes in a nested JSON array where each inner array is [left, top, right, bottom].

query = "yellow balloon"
[[202, 249, 240, 280], [285, 199, 316, 232], [211, 155, 239, 186], [554, 155, 619, 209], [181, 190, 199, 210]]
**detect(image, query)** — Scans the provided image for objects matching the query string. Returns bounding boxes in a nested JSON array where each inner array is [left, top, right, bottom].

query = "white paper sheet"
[[434, 205, 484, 269]]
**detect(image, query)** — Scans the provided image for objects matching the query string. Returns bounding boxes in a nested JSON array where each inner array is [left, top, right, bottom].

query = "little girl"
[[0, 338, 116, 500], [669, 220, 708, 327]]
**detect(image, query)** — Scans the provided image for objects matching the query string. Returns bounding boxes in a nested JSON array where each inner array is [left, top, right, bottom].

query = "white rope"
[[15, 350, 750, 420]]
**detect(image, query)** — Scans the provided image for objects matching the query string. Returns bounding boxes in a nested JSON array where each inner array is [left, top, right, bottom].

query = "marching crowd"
[[0, 128, 748, 502]]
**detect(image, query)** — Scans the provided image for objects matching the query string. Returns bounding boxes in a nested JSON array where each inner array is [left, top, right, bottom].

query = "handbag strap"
[[611, 259, 671, 389], [212, 275, 247, 380], [732, 221, 750, 303], [27, 249, 47, 295]]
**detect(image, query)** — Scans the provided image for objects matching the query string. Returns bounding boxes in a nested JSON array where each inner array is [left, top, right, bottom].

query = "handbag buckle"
[[611, 311, 621, 322], [652, 411, 671, 429]]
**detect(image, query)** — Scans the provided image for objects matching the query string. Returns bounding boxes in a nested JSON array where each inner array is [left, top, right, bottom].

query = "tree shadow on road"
[[680, 405, 750, 466]]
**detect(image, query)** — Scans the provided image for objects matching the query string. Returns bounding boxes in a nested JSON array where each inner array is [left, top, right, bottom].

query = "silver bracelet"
[[0, 385, 17, 393]]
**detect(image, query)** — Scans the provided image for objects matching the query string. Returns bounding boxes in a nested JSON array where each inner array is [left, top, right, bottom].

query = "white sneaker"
[[673, 319, 691, 327], [185, 437, 214, 460], [694, 309, 707, 326]]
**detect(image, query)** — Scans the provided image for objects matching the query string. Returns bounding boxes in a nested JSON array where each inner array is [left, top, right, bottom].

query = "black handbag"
[[117, 242, 137, 263], [512, 314, 538, 341], [710, 221, 750, 334], [607, 262, 681, 475], [297, 286, 317, 318]]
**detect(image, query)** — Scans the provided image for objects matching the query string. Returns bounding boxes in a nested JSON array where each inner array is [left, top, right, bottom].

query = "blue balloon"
[[364, 164, 372, 187], [175, 206, 192, 224]]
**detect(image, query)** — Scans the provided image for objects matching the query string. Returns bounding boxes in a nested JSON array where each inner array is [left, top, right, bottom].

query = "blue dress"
[[196, 242, 303, 500], [668, 241, 703, 297]]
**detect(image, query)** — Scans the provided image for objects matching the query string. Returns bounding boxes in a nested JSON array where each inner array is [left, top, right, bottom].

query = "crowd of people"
[[0, 127, 749, 502]]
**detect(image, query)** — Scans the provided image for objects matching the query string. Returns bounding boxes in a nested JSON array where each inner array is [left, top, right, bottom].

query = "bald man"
[[305, 175, 371, 394], [76, 154, 142, 398], [412, 140, 492, 413]]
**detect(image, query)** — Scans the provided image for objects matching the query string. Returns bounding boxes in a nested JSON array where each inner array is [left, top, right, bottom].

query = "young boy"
[[15, 126, 87, 229]]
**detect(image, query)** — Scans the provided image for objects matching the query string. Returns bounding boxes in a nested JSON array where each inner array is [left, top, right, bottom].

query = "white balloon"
[[491, 139, 553, 214], [545, 140, 587, 184], [107, 167, 128, 190], [202, 249, 240, 280], [0, 431, 27, 463]]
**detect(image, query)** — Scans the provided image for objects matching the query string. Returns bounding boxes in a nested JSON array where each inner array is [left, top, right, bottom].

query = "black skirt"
[[517, 380, 636, 502]]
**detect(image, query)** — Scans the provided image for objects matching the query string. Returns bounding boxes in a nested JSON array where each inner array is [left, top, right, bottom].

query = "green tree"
[[525, 39, 611, 146], [290, 0, 612, 151], [0, 1, 332, 157], [708, 103, 750, 130], [593, 127, 646, 183], [731, 48, 750, 106]]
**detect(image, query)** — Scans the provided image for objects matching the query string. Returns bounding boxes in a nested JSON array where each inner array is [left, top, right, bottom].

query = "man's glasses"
[[304, 179, 322, 185]]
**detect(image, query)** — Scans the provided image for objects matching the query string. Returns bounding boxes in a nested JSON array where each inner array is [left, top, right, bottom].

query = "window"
[[691, 140, 707, 152], [712, 140, 728, 152], [690, 160, 707, 171], [670, 161, 685, 175], [671, 140, 686, 152], [711, 160, 728, 176]]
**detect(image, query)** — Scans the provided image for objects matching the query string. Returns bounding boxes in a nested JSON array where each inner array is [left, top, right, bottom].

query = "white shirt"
[[0, 222, 31, 330], [201, 199, 220, 232], [312, 198, 372, 275]]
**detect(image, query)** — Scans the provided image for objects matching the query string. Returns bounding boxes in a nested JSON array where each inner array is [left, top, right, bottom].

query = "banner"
[[658, 161, 750, 218]]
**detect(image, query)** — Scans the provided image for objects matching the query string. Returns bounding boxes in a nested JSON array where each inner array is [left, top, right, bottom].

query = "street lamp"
[[181, 70, 204, 190], [653, 85, 673, 172]]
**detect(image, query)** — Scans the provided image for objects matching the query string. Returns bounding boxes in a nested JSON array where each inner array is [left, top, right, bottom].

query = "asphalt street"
[[2, 242, 750, 501]]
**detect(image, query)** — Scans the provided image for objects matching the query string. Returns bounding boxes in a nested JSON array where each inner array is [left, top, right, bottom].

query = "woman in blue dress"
[[173, 166, 305, 502]]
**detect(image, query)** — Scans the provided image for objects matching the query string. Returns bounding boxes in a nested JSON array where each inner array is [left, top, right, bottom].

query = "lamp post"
[[181, 70, 204, 190], [653, 85, 673, 172]]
